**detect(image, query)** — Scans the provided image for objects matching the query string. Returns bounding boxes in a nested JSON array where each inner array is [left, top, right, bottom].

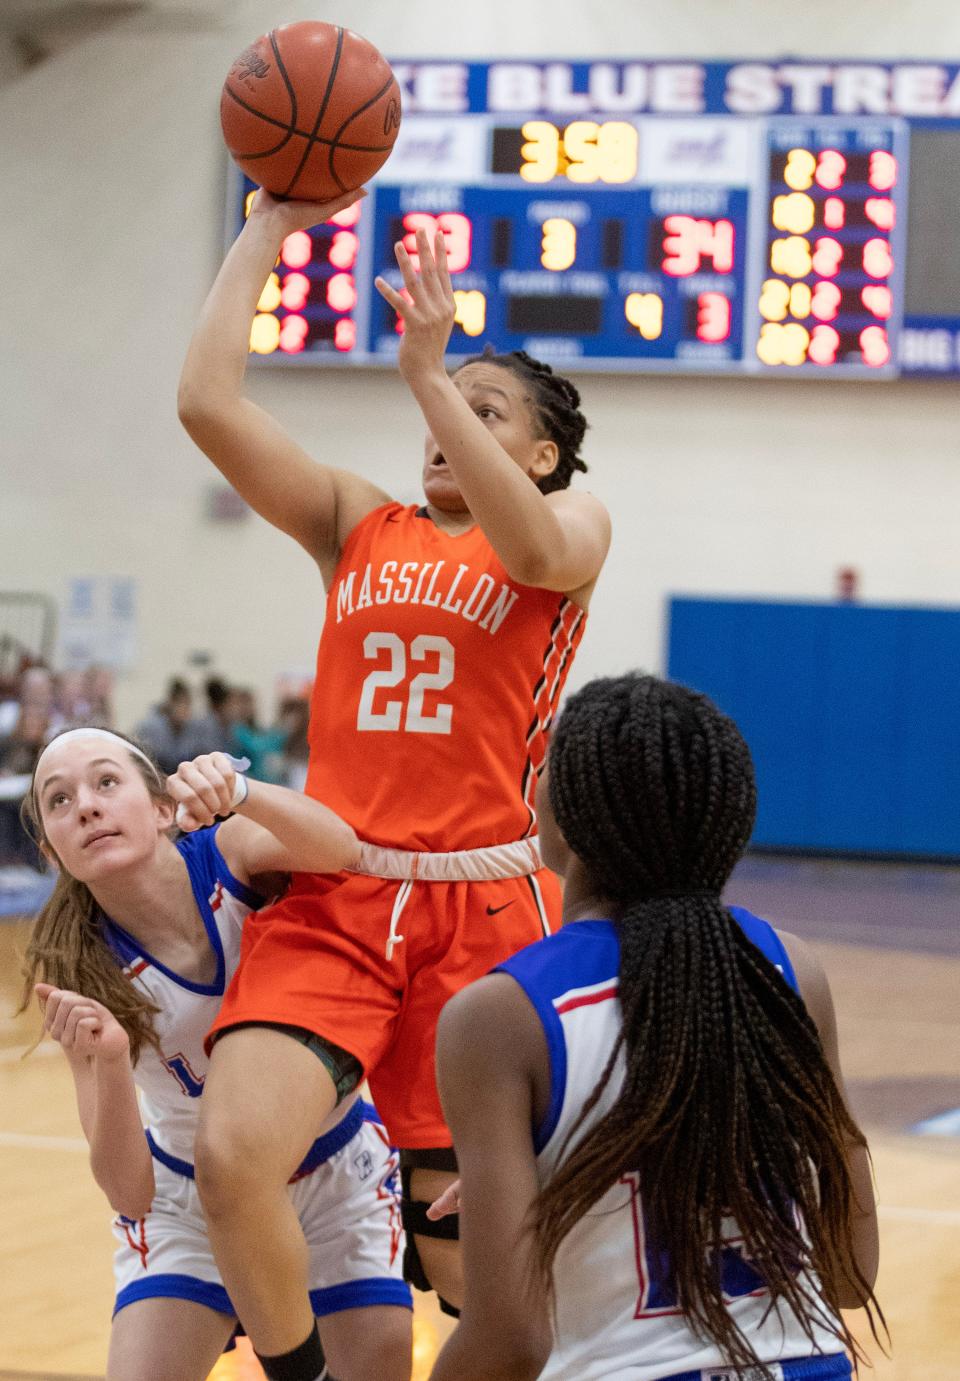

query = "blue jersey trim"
[[101, 829, 238, 997], [309, 1278, 412, 1316], [208, 823, 268, 911], [114, 1271, 412, 1322], [727, 905, 799, 992], [655, 1354, 851, 1381], [113, 1272, 234, 1318], [497, 913, 800, 1155], [146, 1098, 366, 1183], [146, 1130, 195, 1179]]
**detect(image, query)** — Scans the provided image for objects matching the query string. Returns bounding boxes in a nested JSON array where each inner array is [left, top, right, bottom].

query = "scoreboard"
[[228, 58, 960, 377]]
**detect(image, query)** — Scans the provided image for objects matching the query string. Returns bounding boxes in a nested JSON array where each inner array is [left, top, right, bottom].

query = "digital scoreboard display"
[[228, 58, 960, 377]]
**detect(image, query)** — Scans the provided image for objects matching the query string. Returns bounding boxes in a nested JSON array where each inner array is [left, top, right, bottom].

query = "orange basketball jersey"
[[306, 502, 587, 851]]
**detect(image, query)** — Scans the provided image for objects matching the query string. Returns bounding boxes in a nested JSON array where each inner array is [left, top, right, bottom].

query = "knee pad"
[[399, 1162, 461, 1318]]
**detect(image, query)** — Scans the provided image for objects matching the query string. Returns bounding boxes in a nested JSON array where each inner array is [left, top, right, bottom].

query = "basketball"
[[220, 21, 401, 201]]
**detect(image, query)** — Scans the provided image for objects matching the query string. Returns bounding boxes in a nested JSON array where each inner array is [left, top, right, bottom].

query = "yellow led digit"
[[771, 193, 815, 235], [769, 236, 812, 278], [520, 121, 561, 182], [788, 282, 812, 319], [541, 218, 577, 271], [249, 314, 281, 355], [596, 121, 638, 183], [783, 148, 816, 190], [625, 293, 663, 340], [758, 279, 790, 322], [256, 272, 282, 313], [453, 290, 487, 337], [756, 322, 810, 366], [563, 121, 602, 183]]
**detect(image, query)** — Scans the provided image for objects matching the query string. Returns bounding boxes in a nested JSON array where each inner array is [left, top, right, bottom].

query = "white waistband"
[[349, 837, 543, 882]]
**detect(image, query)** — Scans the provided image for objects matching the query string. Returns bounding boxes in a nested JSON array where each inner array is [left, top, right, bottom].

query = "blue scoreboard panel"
[[228, 58, 960, 376]]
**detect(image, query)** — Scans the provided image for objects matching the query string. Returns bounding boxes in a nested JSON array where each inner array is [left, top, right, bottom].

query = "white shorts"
[[112, 1101, 411, 1319]]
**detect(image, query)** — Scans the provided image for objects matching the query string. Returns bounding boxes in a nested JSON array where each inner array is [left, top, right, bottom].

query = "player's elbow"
[[489, 1324, 552, 1380], [177, 380, 220, 437], [501, 548, 552, 589], [99, 1166, 155, 1222]]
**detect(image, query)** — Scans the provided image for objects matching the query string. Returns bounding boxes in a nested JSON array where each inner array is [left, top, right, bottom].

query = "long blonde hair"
[[19, 731, 171, 1063]]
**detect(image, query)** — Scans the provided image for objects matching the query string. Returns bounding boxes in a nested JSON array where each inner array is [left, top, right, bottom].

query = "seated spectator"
[[278, 697, 310, 792], [133, 678, 201, 774], [191, 676, 241, 757], [232, 688, 287, 782]]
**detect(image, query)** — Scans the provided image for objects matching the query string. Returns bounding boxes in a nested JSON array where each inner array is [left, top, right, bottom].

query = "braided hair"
[[457, 347, 588, 493], [534, 673, 882, 1373]]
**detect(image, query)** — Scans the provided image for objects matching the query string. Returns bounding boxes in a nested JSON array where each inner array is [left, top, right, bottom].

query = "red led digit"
[[823, 197, 846, 229], [860, 325, 890, 367], [327, 273, 357, 313], [334, 318, 357, 352], [810, 281, 841, 321], [280, 232, 312, 269], [402, 213, 437, 270], [864, 198, 895, 231], [279, 315, 309, 354], [863, 238, 893, 278], [812, 237, 843, 277], [280, 273, 310, 311], [869, 151, 897, 191], [402, 211, 473, 273], [696, 293, 731, 342], [329, 231, 359, 270], [662, 216, 734, 276], [808, 325, 839, 366], [861, 285, 892, 318], [437, 213, 473, 273], [815, 150, 847, 190]]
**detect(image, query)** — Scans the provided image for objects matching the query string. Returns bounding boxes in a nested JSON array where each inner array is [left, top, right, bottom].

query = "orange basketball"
[[220, 21, 401, 201]]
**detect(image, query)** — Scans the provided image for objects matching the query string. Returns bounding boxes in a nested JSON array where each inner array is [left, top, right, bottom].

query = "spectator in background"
[[134, 678, 200, 775], [191, 676, 240, 757], [232, 688, 287, 783], [0, 702, 50, 777], [278, 698, 310, 792]]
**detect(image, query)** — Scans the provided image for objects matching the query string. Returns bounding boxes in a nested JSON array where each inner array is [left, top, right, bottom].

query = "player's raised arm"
[[375, 226, 610, 597], [34, 984, 155, 1220], [177, 189, 390, 579]]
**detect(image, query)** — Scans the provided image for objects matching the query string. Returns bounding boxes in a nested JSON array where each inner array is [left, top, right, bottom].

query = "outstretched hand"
[[35, 984, 130, 1062], [374, 226, 456, 382], [246, 185, 368, 236]]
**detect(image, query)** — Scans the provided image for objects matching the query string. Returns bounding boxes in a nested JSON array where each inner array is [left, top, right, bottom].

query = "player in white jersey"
[[430, 674, 883, 1381], [20, 729, 411, 1381]]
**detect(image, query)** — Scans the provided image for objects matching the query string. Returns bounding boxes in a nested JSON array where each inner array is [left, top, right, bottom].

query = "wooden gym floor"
[[1, 854, 957, 1379]]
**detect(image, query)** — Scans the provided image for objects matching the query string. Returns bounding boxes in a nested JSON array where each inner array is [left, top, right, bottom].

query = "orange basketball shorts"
[[207, 863, 560, 1148]]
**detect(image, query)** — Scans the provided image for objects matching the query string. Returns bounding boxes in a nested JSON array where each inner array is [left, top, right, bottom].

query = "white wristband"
[[176, 755, 251, 828]]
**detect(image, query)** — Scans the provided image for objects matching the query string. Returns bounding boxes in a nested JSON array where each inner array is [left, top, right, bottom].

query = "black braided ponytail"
[[457, 346, 588, 493], [534, 673, 882, 1374]]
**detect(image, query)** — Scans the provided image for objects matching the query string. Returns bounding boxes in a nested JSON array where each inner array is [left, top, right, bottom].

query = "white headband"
[[34, 728, 161, 784]]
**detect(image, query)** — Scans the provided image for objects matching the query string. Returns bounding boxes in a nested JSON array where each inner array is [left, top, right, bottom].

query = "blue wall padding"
[[666, 598, 960, 857]]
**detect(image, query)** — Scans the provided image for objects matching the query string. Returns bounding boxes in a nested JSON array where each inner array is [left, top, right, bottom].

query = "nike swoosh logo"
[[486, 901, 515, 916]]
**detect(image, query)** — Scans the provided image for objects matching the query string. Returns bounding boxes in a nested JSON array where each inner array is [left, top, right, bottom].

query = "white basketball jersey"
[[102, 825, 261, 1167], [496, 910, 844, 1381]]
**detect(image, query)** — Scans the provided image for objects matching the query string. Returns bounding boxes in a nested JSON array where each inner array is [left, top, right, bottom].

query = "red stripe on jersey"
[[520, 600, 586, 833], [126, 959, 149, 978], [555, 984, 619, 1015]]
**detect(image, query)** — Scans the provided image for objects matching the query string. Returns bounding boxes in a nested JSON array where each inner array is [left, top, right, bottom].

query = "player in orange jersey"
[[178, 186, 610, 1380]]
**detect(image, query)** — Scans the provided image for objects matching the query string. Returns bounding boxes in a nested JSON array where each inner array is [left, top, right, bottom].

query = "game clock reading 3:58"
[[231, 57, 960, 378]]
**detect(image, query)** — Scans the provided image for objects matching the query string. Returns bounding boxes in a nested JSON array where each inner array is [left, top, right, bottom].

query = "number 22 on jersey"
[[357, 632, 455, 734]]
